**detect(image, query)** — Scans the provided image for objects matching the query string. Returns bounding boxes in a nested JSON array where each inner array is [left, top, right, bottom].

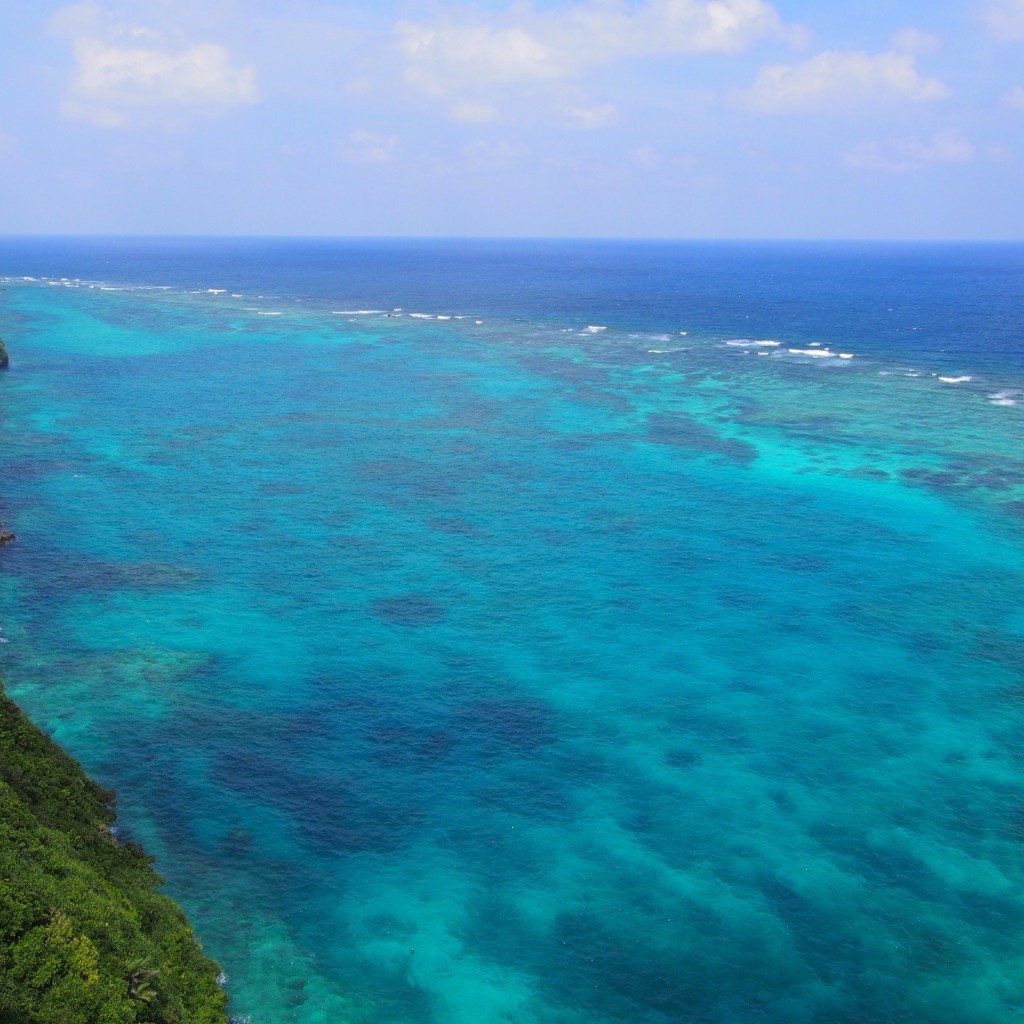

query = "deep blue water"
[[1, 239, 1024, 1024]]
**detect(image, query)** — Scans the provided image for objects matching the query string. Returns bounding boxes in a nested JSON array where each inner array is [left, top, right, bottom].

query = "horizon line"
[[1, 233, 1023, 245]]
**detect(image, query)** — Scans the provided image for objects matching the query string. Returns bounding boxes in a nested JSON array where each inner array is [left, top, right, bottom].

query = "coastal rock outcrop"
[[0, 678, 229, 1023], [0, 531, 13, 546]]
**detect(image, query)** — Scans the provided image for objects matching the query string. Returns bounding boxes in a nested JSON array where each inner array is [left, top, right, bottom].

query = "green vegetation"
[[0, 678, 229, 1024]]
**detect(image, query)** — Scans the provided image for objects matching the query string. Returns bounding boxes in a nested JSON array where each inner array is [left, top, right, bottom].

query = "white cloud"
[[1004, 84, 1024, 109], [844, 130, 975, 172], [983, 0, 1024, 41], [53, 3, 257, 127], [397, 0, 805, 112], [342, 129, 398, 164], [398, 23, 558, 96], [69, 39, 257, 107], [555, 0, 808, 59], [736, 49, 950, 113]]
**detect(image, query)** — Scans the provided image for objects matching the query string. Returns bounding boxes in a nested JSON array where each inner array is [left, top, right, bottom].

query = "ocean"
[[1, 238, 1023, 1024]]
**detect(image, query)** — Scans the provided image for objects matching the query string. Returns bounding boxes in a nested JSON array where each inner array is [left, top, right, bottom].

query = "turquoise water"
[[2, 242, 1024, 1023]]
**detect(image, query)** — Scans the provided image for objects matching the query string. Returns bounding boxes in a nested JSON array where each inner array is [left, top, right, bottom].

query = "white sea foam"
[[475, 320, 484, 325], [679, 331, 688, 336], [207, 289, 226, 294], [839, 353, 854, 359], [257, 311, 282, 316], [333, 310, 384, 315], [436, 315, 452, 321], [231, 293, 242, 298], [788, 348, 836, 358], [410, 313, 433, 319], [585, 325, 607, 332], [938, 375, 972, 384], [988, 390, 1018, 406], [726, 339, 780, 348]]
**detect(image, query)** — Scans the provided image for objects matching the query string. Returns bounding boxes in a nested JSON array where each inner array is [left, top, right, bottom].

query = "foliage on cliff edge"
[[0, 679, 228, 1024]]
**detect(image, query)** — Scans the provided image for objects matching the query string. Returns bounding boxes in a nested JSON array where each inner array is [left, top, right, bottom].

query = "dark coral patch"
[[843, 466, 891, 481], [665, 747, 703, 770], [372, 594, 446, 626], [647, 413, 758, 465], [973, 628, 1024, 671], [900, 467, 963, 490], [762, 552, 831, 574], [370, 723, 456, 767], [452, 697, 557, 754]]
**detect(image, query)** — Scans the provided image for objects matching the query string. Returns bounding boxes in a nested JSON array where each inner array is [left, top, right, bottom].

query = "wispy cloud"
[[982, 0, 1024, 41], [449, 100, 500, 124], [396, 0, 805, 120], [564, 103, 617, 129], [1004, 84, 1024, 109], [844, 130, 975, 172], [53, 2, 258, 128], [633, 144, 662, 169], [889, 27, 940, 55], [459, 139, 529, 168], [735, 49, 949, 113], [632, 144, 696, 170], [341, 129, 398, 164]]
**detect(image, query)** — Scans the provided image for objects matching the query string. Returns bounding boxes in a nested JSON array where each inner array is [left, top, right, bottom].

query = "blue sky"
[[1, 0, 1022, 238]]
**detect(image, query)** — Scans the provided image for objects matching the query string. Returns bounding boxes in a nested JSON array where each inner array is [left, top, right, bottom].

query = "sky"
[[0, 0, 1023, 238]]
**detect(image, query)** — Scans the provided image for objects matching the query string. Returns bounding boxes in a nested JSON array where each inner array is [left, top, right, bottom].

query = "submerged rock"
[[0, 530, 13, 546], [0, 336, 8, 369]]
